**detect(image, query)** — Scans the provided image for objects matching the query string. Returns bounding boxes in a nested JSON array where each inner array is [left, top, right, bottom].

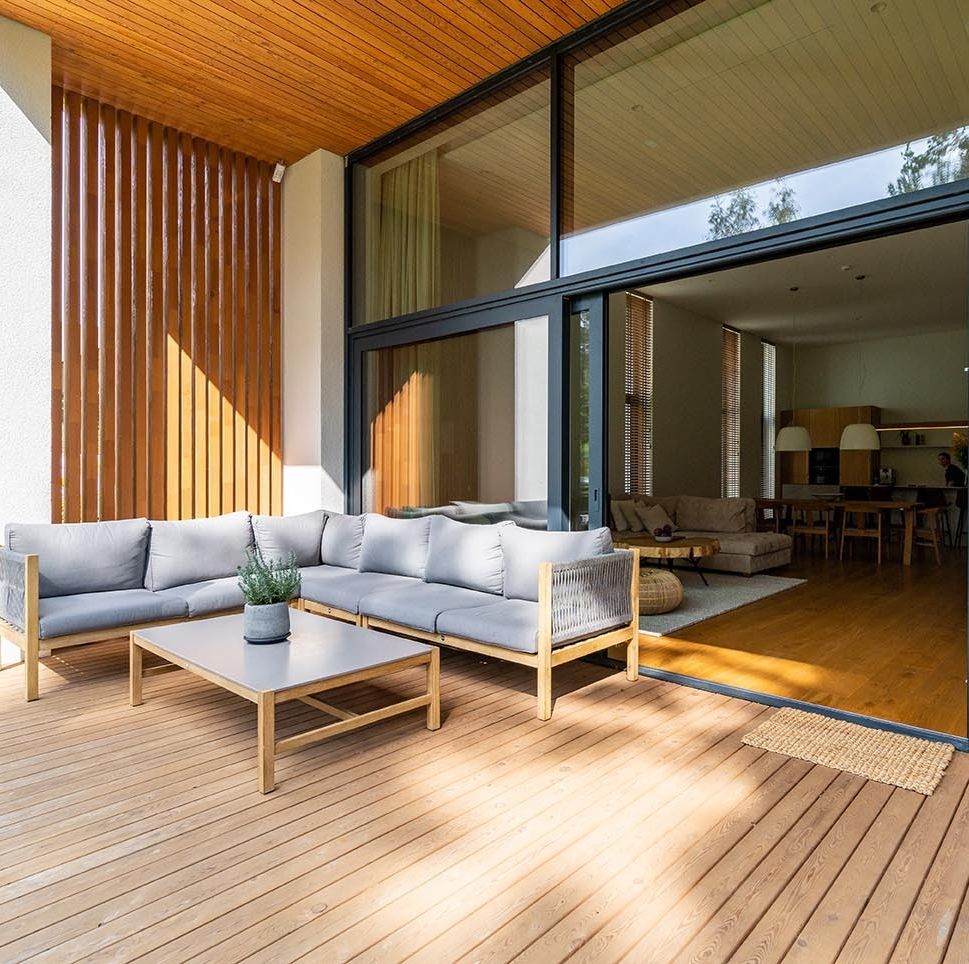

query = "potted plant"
[[238, 547, 301, 643]]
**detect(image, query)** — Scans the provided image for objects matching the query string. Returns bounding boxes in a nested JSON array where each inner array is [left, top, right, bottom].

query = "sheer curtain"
[[371, 150, 441, 322]]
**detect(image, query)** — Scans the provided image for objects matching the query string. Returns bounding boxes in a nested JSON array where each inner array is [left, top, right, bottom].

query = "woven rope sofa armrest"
[[0, 546, 36, 634], [547, 549, 636, 646]]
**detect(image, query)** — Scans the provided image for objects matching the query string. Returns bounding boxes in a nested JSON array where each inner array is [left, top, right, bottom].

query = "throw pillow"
[[634, 503, 677, 534], [615, 500, 644, 532], [610, 502, 629, 531]]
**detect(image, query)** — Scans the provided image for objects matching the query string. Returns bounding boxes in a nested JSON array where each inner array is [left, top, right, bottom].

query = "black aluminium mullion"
[[550, 52, 561, 281], [547, 298, 569, 532], [343, 158, 354, 510], [965, 220, 969, 742]]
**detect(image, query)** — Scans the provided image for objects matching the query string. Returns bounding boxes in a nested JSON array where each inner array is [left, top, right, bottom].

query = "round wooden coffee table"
[[618, 535, 720, 586]]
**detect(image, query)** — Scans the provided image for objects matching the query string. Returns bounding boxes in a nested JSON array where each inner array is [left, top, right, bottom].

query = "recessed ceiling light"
[[630, 104, 644, 112], [855, 274, 867, 281], [840, 264, 852, 271], [789, 285, 800, 292], [870, 1, 887, 12]]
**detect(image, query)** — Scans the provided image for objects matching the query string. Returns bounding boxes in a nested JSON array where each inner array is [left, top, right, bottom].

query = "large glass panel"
[[363, 318, 549, 527], [563, 0, 969, 275], [353, 70, 551, 325]]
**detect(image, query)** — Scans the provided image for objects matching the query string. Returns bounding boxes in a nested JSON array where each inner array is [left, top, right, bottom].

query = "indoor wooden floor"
[[1, 641, 968, 962], [642, 549, 969, 737]]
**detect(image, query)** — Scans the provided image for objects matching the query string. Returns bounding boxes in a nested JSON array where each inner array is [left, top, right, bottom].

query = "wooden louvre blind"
[[721, 327, 741, 498], [761, 341, 777, 499], [624, 293, 653, 496], [51, 87, 282, 523]]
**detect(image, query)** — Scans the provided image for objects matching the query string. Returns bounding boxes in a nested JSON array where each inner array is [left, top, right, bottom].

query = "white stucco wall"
[[281, 148, 345, 513], [0, 16, 51, 533]]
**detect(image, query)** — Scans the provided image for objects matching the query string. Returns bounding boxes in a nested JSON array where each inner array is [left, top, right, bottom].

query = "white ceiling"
[[640, 221, 969, 345]]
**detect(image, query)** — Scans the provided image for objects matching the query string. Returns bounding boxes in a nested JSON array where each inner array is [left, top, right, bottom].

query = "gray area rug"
[[640, 570, 805, 637]]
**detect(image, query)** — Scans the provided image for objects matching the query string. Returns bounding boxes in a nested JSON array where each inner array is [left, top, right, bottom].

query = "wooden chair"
[[914, 507, 944, 565], [839, 504, 885, 565], [790, 502, 835, 560]]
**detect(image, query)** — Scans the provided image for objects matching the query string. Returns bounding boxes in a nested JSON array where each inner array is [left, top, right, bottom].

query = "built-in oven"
[[809, 447, 840, 485]]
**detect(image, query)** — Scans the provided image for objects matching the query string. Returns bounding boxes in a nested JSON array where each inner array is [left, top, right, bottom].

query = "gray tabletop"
[[132, 610, 432, 694]]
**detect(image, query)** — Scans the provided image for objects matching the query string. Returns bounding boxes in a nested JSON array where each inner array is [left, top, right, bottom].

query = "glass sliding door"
[[568, 294, 607, 530], [361, 316, 549, 528]]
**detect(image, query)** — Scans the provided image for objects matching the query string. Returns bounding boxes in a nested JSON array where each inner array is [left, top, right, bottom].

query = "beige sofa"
[[610, 493, 792, 576]]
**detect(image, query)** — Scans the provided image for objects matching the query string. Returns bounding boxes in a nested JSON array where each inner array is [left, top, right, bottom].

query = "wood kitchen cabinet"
[[778, 406, 880, 488]]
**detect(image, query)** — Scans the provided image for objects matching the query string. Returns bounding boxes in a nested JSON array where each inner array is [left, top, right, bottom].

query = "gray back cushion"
[[359, 514, 431, 579], [5, 518, 150, 598], [500, 525, 613, 602], [251, 510, 325, 566], [145, 512, 253, 591], [424, 515, 508, 595], [320, 513, 366, 570]]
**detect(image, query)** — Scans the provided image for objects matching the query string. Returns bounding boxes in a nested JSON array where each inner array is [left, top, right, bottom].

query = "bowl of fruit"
[[653, 525, 675, 542]]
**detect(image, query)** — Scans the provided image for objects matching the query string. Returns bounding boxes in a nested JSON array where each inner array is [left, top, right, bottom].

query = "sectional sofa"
[[610, 493, 792, 576], [0, 511, 639, 718]]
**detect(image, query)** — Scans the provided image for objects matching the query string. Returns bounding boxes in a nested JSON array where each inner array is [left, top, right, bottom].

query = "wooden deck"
[[1, 638, 968, 962]]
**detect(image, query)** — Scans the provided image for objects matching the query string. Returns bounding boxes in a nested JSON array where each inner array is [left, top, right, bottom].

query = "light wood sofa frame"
[[2, 547, 640, 720]]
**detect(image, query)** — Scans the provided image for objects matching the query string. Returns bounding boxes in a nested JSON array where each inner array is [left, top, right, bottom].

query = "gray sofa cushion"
[[155, 576, 247, 617], [359, 582, 497, 633], [251, 510, 325, 566], [437, 599, 541, 653], [38, 589, 188, 640], [500, 526, 613, 602], [5, 519, 150, 599], [424, 516, 508, 595], [320, 513, 366, 570], [145, 512, 253, 591], [299, 565, 419, 614], [359, 514, 431, 579]]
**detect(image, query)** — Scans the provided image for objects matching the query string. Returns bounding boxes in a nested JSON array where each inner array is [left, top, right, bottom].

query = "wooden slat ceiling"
[[0, 0, 629, 162]]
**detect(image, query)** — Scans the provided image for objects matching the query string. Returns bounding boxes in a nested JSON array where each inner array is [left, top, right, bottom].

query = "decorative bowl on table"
[[653, 525, 675, 543]]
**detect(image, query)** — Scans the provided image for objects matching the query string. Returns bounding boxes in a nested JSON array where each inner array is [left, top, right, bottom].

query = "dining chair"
[[914, 506, 944, 565], [839, 505, 885, 565]]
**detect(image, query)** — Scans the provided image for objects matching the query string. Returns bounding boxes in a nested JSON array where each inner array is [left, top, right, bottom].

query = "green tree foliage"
[[707, 182, 801, 240], [888, 128, 969, 197]]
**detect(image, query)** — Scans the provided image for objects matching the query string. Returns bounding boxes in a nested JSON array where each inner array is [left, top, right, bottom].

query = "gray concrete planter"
[[243, 602, 291, 644]]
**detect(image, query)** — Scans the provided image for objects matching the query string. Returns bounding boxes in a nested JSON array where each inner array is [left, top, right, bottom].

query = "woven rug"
[[639, 571, 804, 637], [742, 708, 955, 795]]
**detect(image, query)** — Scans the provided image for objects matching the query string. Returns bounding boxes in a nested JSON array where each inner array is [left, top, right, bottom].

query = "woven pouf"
[[639, 569, 684, 615]]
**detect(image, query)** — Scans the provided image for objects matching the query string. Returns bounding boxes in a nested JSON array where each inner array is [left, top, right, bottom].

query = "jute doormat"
[[742, 708, 955, 795]]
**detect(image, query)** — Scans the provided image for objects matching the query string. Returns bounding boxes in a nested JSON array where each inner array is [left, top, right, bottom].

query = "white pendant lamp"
[[840, 423, 881, 450], [776, 425, 813, 451], [775, 285, 812, 452]]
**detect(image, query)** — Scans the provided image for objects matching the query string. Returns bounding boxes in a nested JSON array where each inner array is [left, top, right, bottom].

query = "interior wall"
[[282, 148, 345, 514], [651, 298, 722, 498], [796, 330, 968, 422], [0, 16, 51, 532]]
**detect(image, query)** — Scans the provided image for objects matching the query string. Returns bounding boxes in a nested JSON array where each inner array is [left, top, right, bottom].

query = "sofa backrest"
[[675, 495, 754, 533], [145, 512, 253, 591], [321, 512, 366, 569], [251, 510, 325, 567], [500, 526, 613, 602], [5, 518, 150, 598], [359, 514, 431, 579], [424, 515, 509, 595]]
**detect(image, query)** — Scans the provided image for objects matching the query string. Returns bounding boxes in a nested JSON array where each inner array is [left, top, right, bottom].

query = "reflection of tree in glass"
[[888, 128, 969, 196], [707, 181, 800, 240]]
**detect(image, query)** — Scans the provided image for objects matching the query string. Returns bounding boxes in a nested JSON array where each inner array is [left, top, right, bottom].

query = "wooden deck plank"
[[0, 636, 964, 963], [837, 753, 969, 964]]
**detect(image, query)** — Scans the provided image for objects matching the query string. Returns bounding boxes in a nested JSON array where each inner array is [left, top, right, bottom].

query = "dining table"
[[756, 497, 922, 565]]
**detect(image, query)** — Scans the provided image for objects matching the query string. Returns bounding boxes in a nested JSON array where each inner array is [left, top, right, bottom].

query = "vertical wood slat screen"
[[761, 341, 777, 499], [721, 326, 741, 498], [51, 87, 282, 523], [624, 293, 653, 496]]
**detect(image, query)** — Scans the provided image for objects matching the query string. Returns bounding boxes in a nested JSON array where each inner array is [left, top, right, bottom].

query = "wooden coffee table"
[[130, 610, 440, 793], [617, 535, 721, 586]]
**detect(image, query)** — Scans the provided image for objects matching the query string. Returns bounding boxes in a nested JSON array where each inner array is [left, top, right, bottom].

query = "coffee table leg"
[[257, 692, 276, 794], [129, 637, 143, 706], [427, 647, 441, 731]]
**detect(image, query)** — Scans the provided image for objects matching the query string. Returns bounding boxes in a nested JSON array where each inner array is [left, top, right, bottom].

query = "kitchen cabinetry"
[[778, 406, 881, 489]]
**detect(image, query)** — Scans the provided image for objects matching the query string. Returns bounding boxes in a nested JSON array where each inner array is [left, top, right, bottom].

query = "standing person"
[[938, 452, 967, 547]]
